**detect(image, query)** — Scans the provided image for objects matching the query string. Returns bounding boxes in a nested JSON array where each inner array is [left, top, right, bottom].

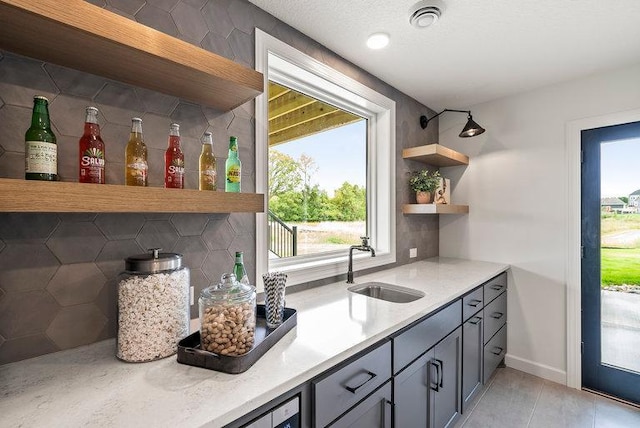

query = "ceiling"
[[249, 0, 640, 111]]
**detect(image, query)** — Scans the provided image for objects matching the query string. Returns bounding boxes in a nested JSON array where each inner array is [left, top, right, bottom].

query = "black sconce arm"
[[420, 109, 471, 129]]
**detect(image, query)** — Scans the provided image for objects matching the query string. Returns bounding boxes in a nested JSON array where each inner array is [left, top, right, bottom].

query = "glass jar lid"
[[200, 273, 254, 303], [125, 248, 182, 273]]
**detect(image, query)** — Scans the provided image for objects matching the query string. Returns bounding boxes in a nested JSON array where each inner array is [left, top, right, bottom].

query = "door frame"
[[566, 107, 640, 389]]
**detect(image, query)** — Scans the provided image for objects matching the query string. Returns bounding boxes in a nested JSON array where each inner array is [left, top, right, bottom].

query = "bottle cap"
[[34, 95, 49, 102], [132, 117, 142, 123]]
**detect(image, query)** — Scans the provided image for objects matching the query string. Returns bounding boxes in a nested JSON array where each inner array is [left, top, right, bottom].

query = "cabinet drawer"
[[483, 291, 507, 344], [313, 341, 391, 428], [483, 272, 507, 304], [462, 287, 483, 321], [483, 324, 506, 384], [392, 300, 461, 374]]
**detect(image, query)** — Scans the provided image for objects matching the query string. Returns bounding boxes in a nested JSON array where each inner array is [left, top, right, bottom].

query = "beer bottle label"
[[25, 141, 57, 174], [226, 165, 241, 183]]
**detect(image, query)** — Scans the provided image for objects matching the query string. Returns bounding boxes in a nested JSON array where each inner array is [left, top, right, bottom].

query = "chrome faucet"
[[347, 236, 376, 283]]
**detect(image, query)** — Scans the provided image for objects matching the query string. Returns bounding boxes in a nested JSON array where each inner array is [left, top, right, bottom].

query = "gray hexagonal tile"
[[86, 0, 107, 7], [95, 239, 142, 279], [171, 213, 209, 236], [46, 222, 107, 264], [171, 2, 209, 43], [228, 212, 255, 235], [172, 236, 208, 269], [95, 278, 117, 339], [105, 5, 136, 20], [0, 213, 59, 242], [0, 288, 5, 302], [59, 213, 98, 223], [46, 303, 107, 350], [44, 63, 106, 99], [0, 332, 5, 348], [0, 152, 25, 179], [228, 233, 255, 258], [145, 213, 173, 220], [0, 290, 59, 338], [147, 147, 165, 187], [47, 263, 107, 306], [189, 268, 209, 319], [202, 1, 234, 38], [251, 4, 278, 33], [100, 122, 129, 165], [146, 0, 179, 12], [56, 134, 77, 182], [0, 143, 4, 158], [107, 0, 145, 16], [0, 104, 31, 152], [201, 32, 234, 60], [136, 220, 179, 252], [202, 107, 233, 130], [95, 83, 144, 124], [0, 243, 60, 292], [135, 4, 179, 37], [202, 216, 235, 250], [48, 94, 96, 137], [170, 102, 208, 139], [0, 53, 58, 107], [135, 87, 178, 116], [0, 334, 59, 365], [139, 113, 173, 150], [183, 0, 207, 8], [96, 213, 145, 240], [227, 0, 256, 35], [228, 28, 254, 68], [202, 249, 233, 283]]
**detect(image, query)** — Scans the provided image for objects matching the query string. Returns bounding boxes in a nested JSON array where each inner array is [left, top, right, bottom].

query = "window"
[[255, 29, 396, 288]]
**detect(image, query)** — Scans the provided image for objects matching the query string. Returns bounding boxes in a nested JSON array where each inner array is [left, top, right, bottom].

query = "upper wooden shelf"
[[402, 204, 469, 215], [402, 144, 469, 167], [0, 179, 265, 213], [0, 0, 263, 111]]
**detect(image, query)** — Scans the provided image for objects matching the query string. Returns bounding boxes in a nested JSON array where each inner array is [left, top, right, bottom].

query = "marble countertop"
[[0, 257, 508, 428]]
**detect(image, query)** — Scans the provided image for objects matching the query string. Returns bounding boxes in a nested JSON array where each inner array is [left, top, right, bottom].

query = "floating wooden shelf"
[[0, 0, 263, 111], [0, 179, 265, 213], [402, 204, 469, 215], [402, 144, 469, 167]]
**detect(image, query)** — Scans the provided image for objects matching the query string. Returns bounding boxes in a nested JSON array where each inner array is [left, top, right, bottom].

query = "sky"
[[273, 119, 366, 196], [601, 137, 640, 198]]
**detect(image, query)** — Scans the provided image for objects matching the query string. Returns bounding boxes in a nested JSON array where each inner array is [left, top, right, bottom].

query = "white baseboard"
[[505, 353, 567, 385]]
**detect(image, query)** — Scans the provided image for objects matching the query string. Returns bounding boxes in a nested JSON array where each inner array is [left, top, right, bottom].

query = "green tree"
[[620, 196, 629, 204], [268, 150, 302, 196], [331, 182, 366, 221]]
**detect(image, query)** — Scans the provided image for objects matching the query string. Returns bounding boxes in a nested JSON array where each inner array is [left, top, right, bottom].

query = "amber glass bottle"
[[78, 106, 105, 184], [199, 131, 217, 190], [125, 118, 147, 186], [25, 95, 57, 181]]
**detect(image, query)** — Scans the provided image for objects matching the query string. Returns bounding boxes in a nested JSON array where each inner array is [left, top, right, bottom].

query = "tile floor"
[[456, 367, 640, 428]]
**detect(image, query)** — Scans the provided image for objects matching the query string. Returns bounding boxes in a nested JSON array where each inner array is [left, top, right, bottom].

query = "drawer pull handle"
[[430, 360, 441, 392], [345, 370, 377, 394], [467, 299, 482, 307], [491, 312, 504, 320], [491, 346, 504, 356], [469, 316, 482, 325], [490, 284, 504, 291], [436, 358, 444, 388]]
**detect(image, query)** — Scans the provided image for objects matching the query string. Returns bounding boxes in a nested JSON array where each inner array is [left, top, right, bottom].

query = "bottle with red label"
[[164, 123, 184, 189], [78, 106, 105, 184]]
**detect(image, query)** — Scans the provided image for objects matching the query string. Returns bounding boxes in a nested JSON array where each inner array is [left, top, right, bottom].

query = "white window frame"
[[255, 29, 396, 289]]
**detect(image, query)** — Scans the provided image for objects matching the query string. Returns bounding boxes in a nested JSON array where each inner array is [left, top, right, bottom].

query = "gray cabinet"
[[482, 274, 508, 384], [461, 313, 483, 412], [393, 303, 462, 428], [329, 382, 392, 428]]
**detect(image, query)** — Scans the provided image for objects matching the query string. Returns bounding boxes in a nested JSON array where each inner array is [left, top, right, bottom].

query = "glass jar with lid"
[[199, 273, 256, 356], [117, 248, 190, 362]]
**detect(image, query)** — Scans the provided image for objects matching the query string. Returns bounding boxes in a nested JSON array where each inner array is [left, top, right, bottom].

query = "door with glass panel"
[[581, 121, 640, 404]]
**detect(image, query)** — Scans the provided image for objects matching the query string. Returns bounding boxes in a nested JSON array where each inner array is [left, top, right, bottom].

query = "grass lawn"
[[601, 247, 640, 285]]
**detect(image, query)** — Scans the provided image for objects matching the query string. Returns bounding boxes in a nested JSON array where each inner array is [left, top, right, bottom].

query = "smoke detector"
[[409, 0, 444, 29]]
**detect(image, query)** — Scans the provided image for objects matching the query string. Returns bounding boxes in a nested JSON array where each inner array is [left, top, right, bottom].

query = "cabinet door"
[[393, 351, 433, 427], [431, 327, 462, 428], [329, 381, 392, 428], [462, 314, 483, 413]]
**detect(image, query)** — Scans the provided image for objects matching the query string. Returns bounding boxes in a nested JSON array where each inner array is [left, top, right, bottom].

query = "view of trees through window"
[[267, 81, 367, 258]]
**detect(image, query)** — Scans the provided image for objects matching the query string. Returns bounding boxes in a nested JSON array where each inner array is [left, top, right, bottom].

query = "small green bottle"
[[25, 95, 57, 181], [233, 251, 249, 285], [225, 136, 241, 192]]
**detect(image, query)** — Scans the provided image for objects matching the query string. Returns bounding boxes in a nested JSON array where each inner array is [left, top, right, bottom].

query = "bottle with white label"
[[164, 123, 184, 189], [78, 106, 105, 184], [125, 117, 147, 186], [25, 95, 57, 181], [225, 136, 241, 192]]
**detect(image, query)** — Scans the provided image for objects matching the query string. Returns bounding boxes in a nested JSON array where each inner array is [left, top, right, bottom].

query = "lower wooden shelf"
[[0, 178, 264, 213], [402, 204, 469, 215]]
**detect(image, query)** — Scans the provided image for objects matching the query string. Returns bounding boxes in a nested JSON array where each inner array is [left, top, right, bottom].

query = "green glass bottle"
[[225, 136, 241, 192], [233, 251, 249, 285], [25, 95, 57, 181]]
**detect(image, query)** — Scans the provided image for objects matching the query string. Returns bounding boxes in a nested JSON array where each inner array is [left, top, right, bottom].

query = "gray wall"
[[0, 0, 439, 364]]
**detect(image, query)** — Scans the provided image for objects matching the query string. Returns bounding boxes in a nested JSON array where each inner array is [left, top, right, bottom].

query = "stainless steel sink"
[[348, 282, 425, 303]]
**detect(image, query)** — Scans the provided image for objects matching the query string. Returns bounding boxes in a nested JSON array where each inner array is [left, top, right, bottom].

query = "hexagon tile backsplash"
[[0, 0, 439, 364]]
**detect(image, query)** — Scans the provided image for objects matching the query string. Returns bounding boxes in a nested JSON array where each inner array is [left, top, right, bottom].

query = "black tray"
[[177, 305, 297, 374]]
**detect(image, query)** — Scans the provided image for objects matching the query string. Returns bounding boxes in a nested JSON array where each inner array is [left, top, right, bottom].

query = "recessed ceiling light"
[[409, 1, 444, 29], [366, 33, 390, 49]]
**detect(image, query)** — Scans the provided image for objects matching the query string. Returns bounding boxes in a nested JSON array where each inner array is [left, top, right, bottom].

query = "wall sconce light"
[[419, 109, 486, 138]]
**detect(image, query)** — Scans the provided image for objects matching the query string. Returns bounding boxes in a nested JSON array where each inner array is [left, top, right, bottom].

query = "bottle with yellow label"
[[225, 136, 241, 192], [199, 132, 217, 191]]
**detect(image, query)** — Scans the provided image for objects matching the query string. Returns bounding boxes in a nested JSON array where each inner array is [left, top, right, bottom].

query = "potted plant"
[[409, 170, 441, 204]]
